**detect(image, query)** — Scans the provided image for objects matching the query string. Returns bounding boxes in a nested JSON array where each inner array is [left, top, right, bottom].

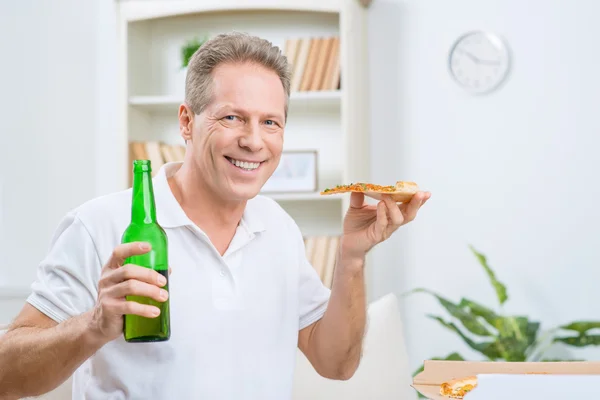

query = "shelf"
[[120, 0, 345, 22], [129, 90, 341, 114], [290, 90, 341, 102], [129, 96, 181, 114], [262, 191, 342, 202]]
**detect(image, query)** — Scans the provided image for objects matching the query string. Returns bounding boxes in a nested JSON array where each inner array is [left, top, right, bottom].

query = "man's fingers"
[[403, 191, 429, 222], [106, 242, 152, 269], [375, 200, 389, 240], [115, 300, 161, 319], [107, 279, 168, 303], [107, 264, 167, 287], [382, 195, 404, 226], [422, 191, 432, 204], [99, 264, 166, 291], [349, 191, 365, 209]]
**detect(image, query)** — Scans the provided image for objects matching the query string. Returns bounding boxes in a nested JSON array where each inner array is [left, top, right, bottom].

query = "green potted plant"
[[177, 35, 209, 96], [181, 35, 209, 69], [405, 245, 600, 397]]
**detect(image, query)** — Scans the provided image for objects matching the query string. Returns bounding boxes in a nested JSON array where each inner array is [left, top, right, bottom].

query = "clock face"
[[448, 31, 510, 94]]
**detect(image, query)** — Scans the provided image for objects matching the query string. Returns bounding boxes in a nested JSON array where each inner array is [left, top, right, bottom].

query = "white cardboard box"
[[469, 374, 600, 399]]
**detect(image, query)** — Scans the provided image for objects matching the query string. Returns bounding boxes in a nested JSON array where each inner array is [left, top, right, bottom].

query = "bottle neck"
[[131, 169, 157, 224]]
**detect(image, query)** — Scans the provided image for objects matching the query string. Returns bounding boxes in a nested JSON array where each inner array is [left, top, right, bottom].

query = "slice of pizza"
[[439, 375, 477, 398], [320, 181, 419, 203]]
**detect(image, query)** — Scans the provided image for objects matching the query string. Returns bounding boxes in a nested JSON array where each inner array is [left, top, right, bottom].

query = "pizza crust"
[[320, 181, 419, 203], [439, 375, 477, 399]]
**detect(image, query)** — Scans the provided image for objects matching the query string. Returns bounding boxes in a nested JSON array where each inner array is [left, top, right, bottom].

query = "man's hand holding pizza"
[[339, 190, 431, 259]]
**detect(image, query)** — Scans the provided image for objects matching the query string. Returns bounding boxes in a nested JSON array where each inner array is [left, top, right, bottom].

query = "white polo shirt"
[[27, 162, 331, 400]]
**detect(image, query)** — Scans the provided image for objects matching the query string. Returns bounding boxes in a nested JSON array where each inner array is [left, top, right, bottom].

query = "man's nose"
[[239, 123, 264, 152]]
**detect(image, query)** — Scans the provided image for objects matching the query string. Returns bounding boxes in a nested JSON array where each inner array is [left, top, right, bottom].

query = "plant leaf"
[[493, 335, 529, 361], [459, 298, 501, 328], [496, 316, 540, 360], [499, 316, 526, 340], [411, 289, 494, 337], [458, 297, 501, 326], [540, 358, 585, 362], [525, 320, 541, 347], [181, 35, 209, 68], [427, 315, 503, 360], [458, 298, 539, 351], [469, 245, 508, 305], [557, 321, 600, 335], [554, 335, 600, 347]]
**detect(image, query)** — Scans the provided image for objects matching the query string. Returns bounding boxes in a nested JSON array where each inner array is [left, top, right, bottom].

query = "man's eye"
[[265, 120, 277, 126], [224, 115, 237, 121]]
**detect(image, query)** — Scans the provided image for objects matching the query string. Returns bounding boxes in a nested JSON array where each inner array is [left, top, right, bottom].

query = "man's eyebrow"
[[212, 104, 235, 113], [214, 105, 284, 121], [263, 112, 285, 121]]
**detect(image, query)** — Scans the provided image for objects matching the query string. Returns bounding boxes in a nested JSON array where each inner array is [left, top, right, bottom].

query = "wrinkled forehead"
[[207, 62, 287, 119]]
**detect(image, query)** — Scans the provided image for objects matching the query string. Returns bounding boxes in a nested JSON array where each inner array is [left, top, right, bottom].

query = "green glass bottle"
[[121, 160, 170, 342]]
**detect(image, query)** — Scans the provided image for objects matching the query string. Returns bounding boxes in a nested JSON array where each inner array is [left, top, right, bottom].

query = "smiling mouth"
[[225, 156, 263, 171]]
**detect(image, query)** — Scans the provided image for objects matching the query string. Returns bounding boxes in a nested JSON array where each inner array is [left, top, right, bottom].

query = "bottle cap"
[[133, 159, 152, 172]]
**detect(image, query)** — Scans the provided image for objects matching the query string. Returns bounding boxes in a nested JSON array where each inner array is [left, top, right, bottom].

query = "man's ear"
[[179, 103, 194, 142]]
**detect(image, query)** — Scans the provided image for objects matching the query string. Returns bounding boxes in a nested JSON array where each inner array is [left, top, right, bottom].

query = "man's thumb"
[[349, 191, 365, 208]]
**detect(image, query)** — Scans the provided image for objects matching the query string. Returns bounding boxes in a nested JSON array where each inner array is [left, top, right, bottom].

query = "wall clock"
[[448, 31, 511, 95]]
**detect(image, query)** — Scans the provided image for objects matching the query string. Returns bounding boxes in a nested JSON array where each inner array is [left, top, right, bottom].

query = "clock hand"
[[462, 51, 480, 63], [462, 51, 501, 66]]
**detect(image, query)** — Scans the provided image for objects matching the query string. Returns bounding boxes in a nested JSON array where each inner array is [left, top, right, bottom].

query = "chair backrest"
[[292, 293, 417, 400]]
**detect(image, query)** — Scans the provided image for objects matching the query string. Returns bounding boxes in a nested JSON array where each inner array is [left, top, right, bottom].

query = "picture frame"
[[261, 150, 318, 193]]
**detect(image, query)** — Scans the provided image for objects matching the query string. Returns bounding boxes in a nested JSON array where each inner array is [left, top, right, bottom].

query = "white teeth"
[[228, 157, 260, 170]]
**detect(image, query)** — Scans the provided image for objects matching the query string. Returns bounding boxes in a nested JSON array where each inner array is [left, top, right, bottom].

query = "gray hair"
[[185, 32, 291, 119]]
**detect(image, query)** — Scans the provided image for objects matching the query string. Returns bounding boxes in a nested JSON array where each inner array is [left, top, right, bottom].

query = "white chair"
[[292, 293, 417, 400]]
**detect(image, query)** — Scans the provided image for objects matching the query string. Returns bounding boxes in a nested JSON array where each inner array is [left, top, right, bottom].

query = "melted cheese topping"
[[440, 377, 477, 399]]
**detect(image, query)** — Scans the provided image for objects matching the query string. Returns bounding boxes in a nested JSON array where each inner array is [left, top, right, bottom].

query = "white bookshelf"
[[116, 0, 372, 239]]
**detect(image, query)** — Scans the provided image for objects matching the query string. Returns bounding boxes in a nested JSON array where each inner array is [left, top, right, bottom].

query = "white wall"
[[0, 0, 118, 323], [368, 0, 600, 372]]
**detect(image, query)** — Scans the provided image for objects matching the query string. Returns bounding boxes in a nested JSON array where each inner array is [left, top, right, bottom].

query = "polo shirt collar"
[[152, 162, 265, 234]]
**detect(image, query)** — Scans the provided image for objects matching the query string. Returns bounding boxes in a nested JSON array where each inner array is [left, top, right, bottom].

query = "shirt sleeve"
[[293, 222, 331, 330], [26, 212, 102, 323]]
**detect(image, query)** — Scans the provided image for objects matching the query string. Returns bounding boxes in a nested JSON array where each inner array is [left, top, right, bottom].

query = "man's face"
[[182, 61, 286, 202]]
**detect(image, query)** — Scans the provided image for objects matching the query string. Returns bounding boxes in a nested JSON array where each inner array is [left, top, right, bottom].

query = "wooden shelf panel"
[[120, 0, 343, 22], [129, 91, 341, 114]]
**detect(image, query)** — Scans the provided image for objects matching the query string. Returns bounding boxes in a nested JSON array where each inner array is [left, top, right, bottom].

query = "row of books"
[[129, 141, 185, 178], [284, 36, 341, 93], [304, 235, 340, 289]]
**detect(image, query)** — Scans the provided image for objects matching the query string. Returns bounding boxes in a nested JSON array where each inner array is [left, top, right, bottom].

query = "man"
[[0, 33, 430, 399]]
